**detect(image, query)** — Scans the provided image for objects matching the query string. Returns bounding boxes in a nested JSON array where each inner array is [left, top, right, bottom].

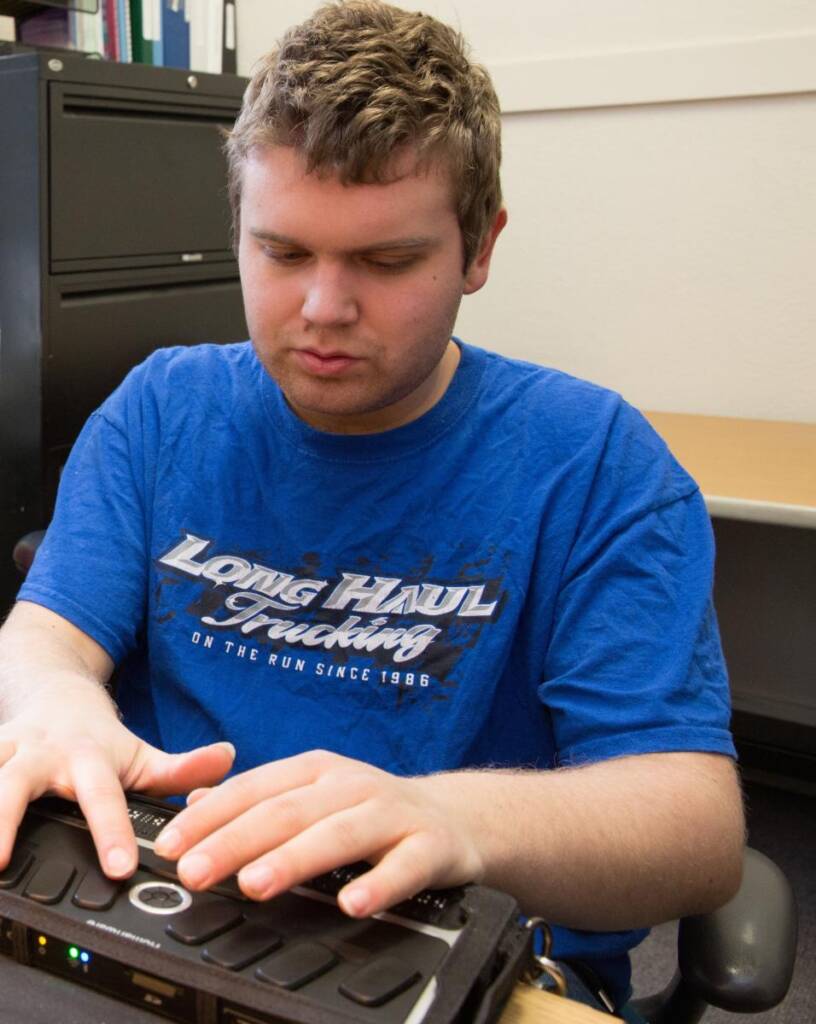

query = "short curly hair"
[[224, 0, 502, 269]]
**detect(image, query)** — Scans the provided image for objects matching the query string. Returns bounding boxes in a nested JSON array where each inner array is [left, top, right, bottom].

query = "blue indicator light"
[[80, 951, 91, 964]]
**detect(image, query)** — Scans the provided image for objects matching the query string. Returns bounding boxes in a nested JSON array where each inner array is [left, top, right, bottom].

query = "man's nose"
[[301, 264, 358, 327]]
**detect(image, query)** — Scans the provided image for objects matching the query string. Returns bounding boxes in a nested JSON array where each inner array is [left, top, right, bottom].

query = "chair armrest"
[[677, 846, 798, 1013], [12, 530, 46, 576]]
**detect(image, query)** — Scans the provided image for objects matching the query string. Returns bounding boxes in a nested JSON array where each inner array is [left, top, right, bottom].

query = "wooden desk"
[[645, 410, 816, 743], [643, 412, 816, 528], [502, 983, 616, 1022]]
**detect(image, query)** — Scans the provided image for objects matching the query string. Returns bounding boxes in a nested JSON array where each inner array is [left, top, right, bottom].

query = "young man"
[[0, 1, 743, 1011]]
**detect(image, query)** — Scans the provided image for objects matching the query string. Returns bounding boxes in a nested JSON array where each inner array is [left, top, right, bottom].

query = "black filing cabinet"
[[0, 52, 249, 610]]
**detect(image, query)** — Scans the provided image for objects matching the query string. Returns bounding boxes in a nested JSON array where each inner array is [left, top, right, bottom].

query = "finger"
[[155, 751, 335, 858], [131, 741, 236, 797], [0, 755, 48, 868], [0, 738, 17, 767], [338, 832, 441, 917], [173, 780, 343, 891], [70, 749, 139, 879], [234, 799, 407, 904], [186, 787, 211, 805]]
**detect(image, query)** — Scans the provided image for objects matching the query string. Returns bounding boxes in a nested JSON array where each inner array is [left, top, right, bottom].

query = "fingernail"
[[239, 863, 276, 898], [340, 887, 369, 917], [154, 826, 182, 858], [179, 852, 213, 889], [216, 741, 236, 760], [106, 846, 133, 877]]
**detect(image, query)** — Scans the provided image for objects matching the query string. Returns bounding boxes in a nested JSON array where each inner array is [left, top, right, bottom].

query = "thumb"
[[130, 741, 236, 796]]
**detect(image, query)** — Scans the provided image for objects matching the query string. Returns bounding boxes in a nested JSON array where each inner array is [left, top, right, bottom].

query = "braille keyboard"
[[0, 795, 533, 1024]]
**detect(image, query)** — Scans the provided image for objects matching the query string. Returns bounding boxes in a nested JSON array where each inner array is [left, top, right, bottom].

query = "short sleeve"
[[18, 397, 150, 665], [540, 406, 736, 765]]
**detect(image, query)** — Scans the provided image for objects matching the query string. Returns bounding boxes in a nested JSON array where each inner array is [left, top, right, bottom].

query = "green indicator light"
[[68, 946, 79, 959]]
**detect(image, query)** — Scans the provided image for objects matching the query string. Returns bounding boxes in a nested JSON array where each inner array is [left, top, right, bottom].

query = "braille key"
[[23, 859, 76, 905], [201, 923, 282, 970], [72, 867, 121, 911], [0, 849, 33, 890], [166, 900, 245, 945], [339, 955, 421, 1007], [256, 941, 339, 990]]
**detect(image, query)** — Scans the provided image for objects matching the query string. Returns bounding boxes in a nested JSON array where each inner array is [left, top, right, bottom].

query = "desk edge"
[[705, 495, 816, 529]]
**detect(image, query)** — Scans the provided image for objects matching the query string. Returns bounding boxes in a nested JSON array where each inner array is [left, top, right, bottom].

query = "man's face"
[[238, 145, 501, 434]]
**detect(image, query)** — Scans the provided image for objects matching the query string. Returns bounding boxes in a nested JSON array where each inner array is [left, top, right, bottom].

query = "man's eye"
[[262, 248, 306, 264], [364, 257, 418, 272]]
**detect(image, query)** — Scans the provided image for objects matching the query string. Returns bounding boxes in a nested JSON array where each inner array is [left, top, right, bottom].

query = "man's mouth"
[[293, 348, 360, 376]]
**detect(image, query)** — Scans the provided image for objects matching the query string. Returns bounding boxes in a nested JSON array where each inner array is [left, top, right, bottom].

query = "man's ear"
[[463, 208, 508, 295]]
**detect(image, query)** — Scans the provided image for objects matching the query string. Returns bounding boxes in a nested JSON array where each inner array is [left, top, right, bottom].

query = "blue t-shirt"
[[20, 339, 735, 1006]]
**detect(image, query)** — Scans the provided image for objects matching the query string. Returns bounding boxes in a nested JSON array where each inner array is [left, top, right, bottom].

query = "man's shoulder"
[[93, 340, 256, 440], [463, 341, 690, 492], [463, 341, 627, 433], [106, 340, 255, 416], [133, 340, 255, 387]]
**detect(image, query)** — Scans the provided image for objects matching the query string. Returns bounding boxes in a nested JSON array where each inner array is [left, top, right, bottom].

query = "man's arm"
[[0, 600, 235, 877], [415, 751, 745, 929], [154, 747, 744, 931]]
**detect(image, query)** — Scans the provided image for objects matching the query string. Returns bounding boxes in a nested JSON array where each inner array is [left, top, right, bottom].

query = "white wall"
[[236, 1, 816, 422]]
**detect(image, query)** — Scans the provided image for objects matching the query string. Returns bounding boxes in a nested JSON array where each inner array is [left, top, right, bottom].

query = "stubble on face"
[[267, 309, 463, 435]]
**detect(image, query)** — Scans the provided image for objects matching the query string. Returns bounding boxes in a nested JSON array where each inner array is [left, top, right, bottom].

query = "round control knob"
[[128, 881, 192, 916]]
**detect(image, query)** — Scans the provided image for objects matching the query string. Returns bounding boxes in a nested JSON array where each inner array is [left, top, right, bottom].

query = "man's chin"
[[281, 384, 368, 421], [282, 383, 419, 435]]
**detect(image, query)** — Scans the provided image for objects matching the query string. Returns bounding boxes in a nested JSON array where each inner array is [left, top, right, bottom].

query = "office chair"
[[630, 847, 797, 1023], [11, 535, 799, 1023], [12, 530, 46, 576]]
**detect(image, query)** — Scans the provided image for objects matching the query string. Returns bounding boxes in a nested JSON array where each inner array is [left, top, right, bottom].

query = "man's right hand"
[[0, 600, 235, 880]]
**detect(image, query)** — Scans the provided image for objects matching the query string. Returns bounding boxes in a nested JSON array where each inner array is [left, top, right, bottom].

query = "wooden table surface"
[[644, 412, 816, 528], [502, 983, 616, 1022]]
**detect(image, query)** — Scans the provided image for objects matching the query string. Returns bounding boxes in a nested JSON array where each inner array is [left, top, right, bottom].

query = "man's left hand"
[[153, 749, 484, 917]]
